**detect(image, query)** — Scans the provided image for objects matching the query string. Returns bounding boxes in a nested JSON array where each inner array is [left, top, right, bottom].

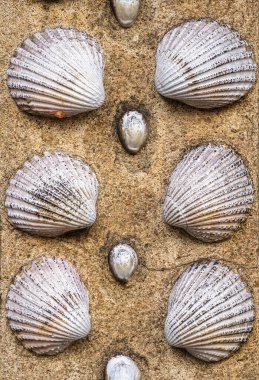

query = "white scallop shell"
[[109, 244, 138, 282], [163, 143, 254, 242], [111, 0, 140, 28], [155, 19, 257, 109], [105, 355, 141, 379], [118, 110, 148, 154], [165, 260, 255, 362], [7, 27, 105, 118], [5, 152, 99, 237], [6, 256, 91, 355]]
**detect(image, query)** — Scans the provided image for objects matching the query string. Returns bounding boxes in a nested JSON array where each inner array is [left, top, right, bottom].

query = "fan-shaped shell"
[[165, 260, 255, 362], [5, 152, 99, 237], [105, 355, 141, 379], [7, 27, 105, 118], [117, 110, 148, 154], [6, 256, 91, 355], [163, 143, 254, 242], [111, 0, 140, 28], [109, 244, 138, 282], [155, 19, 257, 109]]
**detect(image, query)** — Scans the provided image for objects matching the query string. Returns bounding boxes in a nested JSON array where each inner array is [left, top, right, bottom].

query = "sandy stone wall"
[[0, 1, 258, 379]]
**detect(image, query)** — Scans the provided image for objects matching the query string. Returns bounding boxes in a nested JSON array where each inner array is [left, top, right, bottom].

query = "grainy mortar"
[[0, 1, 258, 379]]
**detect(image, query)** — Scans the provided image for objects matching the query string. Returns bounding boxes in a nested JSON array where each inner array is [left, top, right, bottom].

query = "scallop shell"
[[165, 260, 255, 362], [5, 152, 99, 237], [117, 110, 148, 154], [155, 19, 257, 109], [163, 143, 254, 242], [105, 355, 141, 379], [7, 27, 105, 118], [111, 0, 140, 28], [109, 244, 138, 282], [6, 256, 91, 355]]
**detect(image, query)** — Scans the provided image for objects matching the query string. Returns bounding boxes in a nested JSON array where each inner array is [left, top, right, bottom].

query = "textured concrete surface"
[[0, 0, 258, 379]]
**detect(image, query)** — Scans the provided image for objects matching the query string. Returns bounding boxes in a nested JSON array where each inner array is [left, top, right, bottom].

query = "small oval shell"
[[5, 152, 99, 237], [117, 110, 148, 154], [163, 143, 254, 242], [165, 260, 255, 362], [155, 19, 257, 109], [109, 244, 138, 282], [105, 355, 141, 379], [111, 0, 140, 28], [6, 256, 91, 355], [7, 27, 105, 118]]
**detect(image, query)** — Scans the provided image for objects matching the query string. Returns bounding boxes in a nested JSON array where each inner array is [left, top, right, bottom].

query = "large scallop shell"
[[163, 143, 254, 242], [111, 0, 140, 28], [7, 27, 105, 118], [105, 355, 141, 379], [5, 152, 99, 237], [6, 256, 91, 355], [165, 260, 255, 362], [155, 19, 257, 109]]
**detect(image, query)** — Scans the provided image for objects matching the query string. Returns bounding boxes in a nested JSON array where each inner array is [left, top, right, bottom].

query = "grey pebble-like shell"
[[163, 143, 254, 242], [117, 110, 148, 154], [105, 355, 141, 379], [165, 260, 255, 362], [111, 0, 140, 28], [5, 152, 99, 237], [6, 256, 91, 355], [7, 27, 105, 118], [109, 244, 138, 282], [155, 19, 257, 109]]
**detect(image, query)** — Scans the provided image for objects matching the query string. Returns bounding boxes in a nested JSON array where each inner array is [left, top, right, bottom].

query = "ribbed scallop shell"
[[165, 260, 255, 362], [163, 143, 254, 242], [7, 27, 105, 118], [6, 256, 91, 355], [5, 152, 99, 237], [105, 355, 141, 379], [111, 0, 140, 28], [155, 19, 257, 109]]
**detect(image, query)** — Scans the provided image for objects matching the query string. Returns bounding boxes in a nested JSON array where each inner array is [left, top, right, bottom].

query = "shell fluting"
[[109, 244, 138, 283], [5, 151, 99, 237], [7, 27, 105, 118], [155, 19, 257, 109], [165, 260, 255, 362], [118, 110, 148, 154], [6, 256, 91, 355], [111, 0, 140, 28], [105, 355, 141, 379], [163, 143, 254, 242]]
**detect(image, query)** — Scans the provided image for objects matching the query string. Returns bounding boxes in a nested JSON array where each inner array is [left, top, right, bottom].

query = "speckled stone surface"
[[0, 1, 258, 379]]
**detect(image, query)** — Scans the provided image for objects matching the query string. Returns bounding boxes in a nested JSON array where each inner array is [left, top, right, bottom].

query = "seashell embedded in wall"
[[105, 355, 141, 379], [111, 0, 140, 28], [155, 19, 257, 109], [5, 151, 99, 237], [109, 244, 138, 283], [6, 256, 91, 355], [117, 110, 148, 154], [7, 27, 105, 118], [163, 143, 254, 242], [165, 260, 255, 362]]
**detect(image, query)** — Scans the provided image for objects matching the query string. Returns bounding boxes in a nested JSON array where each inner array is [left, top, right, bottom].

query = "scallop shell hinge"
[[7, 27, 105, 118], [163, 143, 254, 242], [6, 256, 91, 355], [165, 260, 255, 362], [155, 19, 257, 109], [5, 151, 99, 237], [105, 355, 141, 379]]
